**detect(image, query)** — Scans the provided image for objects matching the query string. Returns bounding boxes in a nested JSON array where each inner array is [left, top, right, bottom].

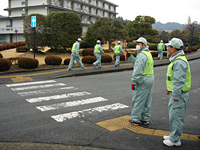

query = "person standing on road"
[[157, 40, 165, 60], [126, 37, 154, 126], [68, 38, 85, 71], [113, 41, 124, 67], [163, 38, 191, 147], [93, 40, 105, 68]]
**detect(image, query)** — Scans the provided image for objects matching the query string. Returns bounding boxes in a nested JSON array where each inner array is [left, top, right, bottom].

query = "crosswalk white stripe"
[[11, 83, 66, 91], [26, 91, 91, 103], [51, 103, 129, 122], [37, 97, 108, 112], [18, 86, 78, 96], [6, 80, 56, 87]]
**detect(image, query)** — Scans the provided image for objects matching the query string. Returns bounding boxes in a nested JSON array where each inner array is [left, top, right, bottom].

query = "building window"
[[97, 10, 103, 17], [104, 3, 109, 10], [82, 15, 89, 24], [90, 0, 96, 6], [97, 1, 103, 8], [22, 13, 26, 16], [64, 0, 72, 9], [91, 17, 96, 24], [82, 5, 89, 14], [74, 3, 81, 11], [82, 0, 89, 3], [91, 8, 96, 15], [104, 12, 109, 17], [110, 6, 115, 12]]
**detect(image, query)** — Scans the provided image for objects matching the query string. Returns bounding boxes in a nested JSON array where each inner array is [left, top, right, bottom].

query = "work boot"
[[163, 139, 181, 147], [198, 135, 200, 141], [128, 119, 140, 126], [140, 120, 149, 125]]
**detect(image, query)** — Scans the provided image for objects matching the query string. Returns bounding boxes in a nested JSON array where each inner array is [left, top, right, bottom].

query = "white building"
[[0, 0, 118, 44]]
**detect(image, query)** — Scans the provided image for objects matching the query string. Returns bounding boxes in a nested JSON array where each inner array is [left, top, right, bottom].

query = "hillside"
[[152, 22, 184, 31]]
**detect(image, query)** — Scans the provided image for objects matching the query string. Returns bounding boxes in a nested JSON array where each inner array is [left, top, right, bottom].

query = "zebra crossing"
[[6, 80, 129, 123]]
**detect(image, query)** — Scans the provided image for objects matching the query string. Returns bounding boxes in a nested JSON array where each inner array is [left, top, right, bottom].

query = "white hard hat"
[[136, 37, 147, 45], [97, 40, 101, 43], [78, 38, 82, 42], [118, 41, 121, 44], [165, 38, 183, 49]]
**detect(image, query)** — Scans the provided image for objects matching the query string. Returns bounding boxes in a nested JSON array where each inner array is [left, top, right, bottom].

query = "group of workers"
[[68, 37, 191, 147], [67, 39, 124, 71]]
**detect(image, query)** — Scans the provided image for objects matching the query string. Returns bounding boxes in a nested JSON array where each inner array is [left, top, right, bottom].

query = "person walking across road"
[[113, 41, 124, 67], [93, 40, 105, 68], [157, 40, 165, 60], [163, 38, 191, 147], [68, 38, 85, 71], [126, 37, 154, 126]]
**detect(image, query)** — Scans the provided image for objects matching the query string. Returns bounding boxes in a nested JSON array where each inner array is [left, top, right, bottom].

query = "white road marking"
[[11, 83, 66, 91], [6, 80, 56, 87], [37, 97, 108, 111], [18, 86, 78, 96], [51, 103, 129, 122], [26, 91, 91, 103]]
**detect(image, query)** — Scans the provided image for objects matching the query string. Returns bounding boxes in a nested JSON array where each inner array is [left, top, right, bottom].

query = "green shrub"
[[148, 43, 157, 50], [101, 54, 112, 63], [82, 56, 97, 64], [0, 53, 3, 58], [0, 58, 11, 71], [64, 58, 71, 65], [113, 54, 125, 61], [127, 42, 136, 48], [16, 46, 30, 52], [45, 55, 62, 65], [18, 57, 39, 69], [82, 48, 94, 56]]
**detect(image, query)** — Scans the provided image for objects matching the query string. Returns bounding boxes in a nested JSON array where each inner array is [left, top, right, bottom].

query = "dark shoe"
[[198, 135, 200, 141], [67, 68, 71, 71], [128, 119, 140, 126], [140, 120, 149, 125]]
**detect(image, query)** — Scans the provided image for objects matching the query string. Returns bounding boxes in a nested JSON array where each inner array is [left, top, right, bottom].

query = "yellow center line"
[[96, 115, 199, 142]]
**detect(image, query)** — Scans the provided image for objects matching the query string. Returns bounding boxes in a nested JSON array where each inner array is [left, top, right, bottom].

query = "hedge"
[[64, 58, 71, 65], [101, 54, 112, 63], [0, 58, 11, 71], [148, 43, 157, 50], [45, 55, 62, 65], [127, 42, 136, 48], [18, 57, 39, 69], [82, 56, 97, 64], [16, 46, 30, 52], [82, 48, 94, 56], [113, 54, 125, 61], [0, 41, 26, 51]]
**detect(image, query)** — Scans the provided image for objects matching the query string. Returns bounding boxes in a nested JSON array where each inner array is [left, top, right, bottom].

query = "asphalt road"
[[0, 59, 200, 150]]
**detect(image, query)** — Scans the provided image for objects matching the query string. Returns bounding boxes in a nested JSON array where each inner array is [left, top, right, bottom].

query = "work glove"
[[131, 84, 135, 90], [125, 51, 131, 57]]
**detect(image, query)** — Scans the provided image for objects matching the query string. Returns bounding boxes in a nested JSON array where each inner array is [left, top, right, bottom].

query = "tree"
[[126, 15, 158, 43], [23, 13, 47, 50], [47, 11, 82, 50], [92, 17, 127, 49]]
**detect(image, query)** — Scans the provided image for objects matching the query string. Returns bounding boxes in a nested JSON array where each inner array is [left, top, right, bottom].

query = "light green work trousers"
[[93, 53, 101, 68], [168, 92, 189, 143]]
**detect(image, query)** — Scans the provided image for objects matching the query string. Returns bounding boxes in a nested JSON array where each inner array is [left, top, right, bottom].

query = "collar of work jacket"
[[169, 50, 185, 62], [138, 45, 149, 54]]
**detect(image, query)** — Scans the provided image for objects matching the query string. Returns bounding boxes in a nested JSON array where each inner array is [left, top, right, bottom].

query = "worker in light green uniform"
[[163, 38, 191, 147], [126, 37, 154, 126], [93, 40, 104, 68], [68, 38, 85, 71], [114, 41, 124, 67], [157, 40, 165, 60]]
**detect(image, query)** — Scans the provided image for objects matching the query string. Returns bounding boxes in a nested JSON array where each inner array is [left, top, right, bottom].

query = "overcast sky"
[[0, 0, 199, 24]]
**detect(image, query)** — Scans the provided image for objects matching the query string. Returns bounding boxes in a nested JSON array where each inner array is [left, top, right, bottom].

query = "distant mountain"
[[152, 22, 184, 31]]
